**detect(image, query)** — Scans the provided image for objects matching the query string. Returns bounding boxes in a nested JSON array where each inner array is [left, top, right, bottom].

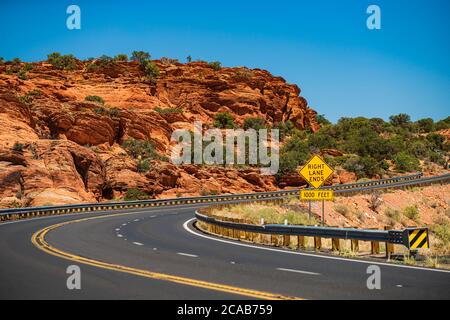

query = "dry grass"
[[211, 201, 318, 226], [333, 204, 351, 218]]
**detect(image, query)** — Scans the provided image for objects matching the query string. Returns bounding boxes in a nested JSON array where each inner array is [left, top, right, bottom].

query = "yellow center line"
[[31, 213, 302, 300]]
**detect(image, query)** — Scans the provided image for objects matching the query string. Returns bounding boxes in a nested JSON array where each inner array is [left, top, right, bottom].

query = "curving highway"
[[1, 203, 449, 300]]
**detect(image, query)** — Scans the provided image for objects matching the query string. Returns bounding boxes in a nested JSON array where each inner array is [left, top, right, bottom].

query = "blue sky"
[[1, 0, 449, 122]]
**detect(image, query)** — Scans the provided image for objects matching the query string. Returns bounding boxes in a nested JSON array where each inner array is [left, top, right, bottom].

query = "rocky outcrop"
[[0, 59, 319, 207]]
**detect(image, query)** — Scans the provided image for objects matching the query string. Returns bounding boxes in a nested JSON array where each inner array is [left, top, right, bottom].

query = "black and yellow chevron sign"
[[407, 228, 429, 249]]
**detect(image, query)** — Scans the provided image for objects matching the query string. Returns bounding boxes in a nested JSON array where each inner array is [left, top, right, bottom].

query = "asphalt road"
[[1, 204, 449, 299]]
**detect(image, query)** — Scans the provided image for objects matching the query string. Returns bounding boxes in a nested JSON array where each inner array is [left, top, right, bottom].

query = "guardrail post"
[[351, 239, 359, 253], [234, 218, 240, 239], [314, 237, 322, 251], [225, 218, 231, 237], [370, 228, 380, 254], [332, 238, 340, 252], [297, 236, 305, 250], [384, 226, 395, 259], [239, 219, 246, 240], [271, 234, 278, 246], [283, 235, 290, 247], [371, 241, 380, 254]]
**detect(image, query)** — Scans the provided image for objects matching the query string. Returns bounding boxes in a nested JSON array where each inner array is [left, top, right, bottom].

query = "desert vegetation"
[[277, 115, 450, 179]]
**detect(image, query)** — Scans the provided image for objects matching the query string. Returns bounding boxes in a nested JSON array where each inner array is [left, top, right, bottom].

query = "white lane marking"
[[134, 219, 140, 222], [150, 215, 157, 218], [230, 261, 236, 264], [121, 223, 127, 226], [115, 228, 120, 231], [117, 234, 123, 238], [183, 218, 450, 274], [276, 268, 320, 275], [132, 242, 144, 246], [177, 252, 198, 258], [396, 284, 403, 288], [153, 248, 158, 251]]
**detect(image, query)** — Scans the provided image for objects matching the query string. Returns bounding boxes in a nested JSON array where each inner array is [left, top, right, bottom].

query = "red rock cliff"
[[0, 59, 319, 207]]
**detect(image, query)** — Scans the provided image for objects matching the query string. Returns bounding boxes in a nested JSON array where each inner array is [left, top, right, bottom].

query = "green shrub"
[[97, 55, 116, 67], [85, 55, 118, 72], [385, 207, 401, 222], [431, 219, 450, 247], [114, 54, 129, 62], [233, 69, 253, 81], [160, 57, 179, 65], [47, 52, 77, 70], [137, 158, 151, 172], [343, 156, 381, 179], [22, 63, 33, 72], [435, 116, 450, 130], [131, 51, 150, 63], [403, 205, 420, 221], [108, 107, 120, 117], [154, 107, 183, 114], [272, 121, 295, 140], [5, 60, 33, 79], [186, 55, 192, 63], [416, 118, 434, 133], [11, 58, 22, 65], [141, 60, 160, 79], [12, 142, 24, 152], [0, 57, 4, 65], [92, 105, 120, 117], [316, 114, 331, 126], [207, 61, 222, 70], [393, 152, 420, 172], [18, 70, 28, 80], [307, 132, 336, 151], [124, 188, 148, 201], [426, 133, 445, 151], [243, 117, 266, 130], [389, 113, 411, 126], [277, 133, 310, 175], [122, 138, 165, 161], [200, 189, 220, 196], [214, 112, 235, 129], [429, 151, 445, 166], [85, 95, 105, 105]]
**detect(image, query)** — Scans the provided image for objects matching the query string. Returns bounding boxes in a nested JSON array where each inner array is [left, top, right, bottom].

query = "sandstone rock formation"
[[0, 59, 319, 207]]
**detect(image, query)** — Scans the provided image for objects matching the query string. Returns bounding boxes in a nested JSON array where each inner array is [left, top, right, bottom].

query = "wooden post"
[[385, 226, 395, 259], [308, 201, 312, 219], [314, 237, 322, 250], [283, 235, 290, 247], [322, 200, 325, 226], [351, 239, 359, 253], [371, 241, 380, 254], [332, 238, 341, 252], [297, 236, 305, 249], [370, 228, 380, 254]]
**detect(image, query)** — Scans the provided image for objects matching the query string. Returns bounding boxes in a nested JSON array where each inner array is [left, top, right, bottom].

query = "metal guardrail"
[[194, 211, 420, 248], [1, 172, 449, 223]]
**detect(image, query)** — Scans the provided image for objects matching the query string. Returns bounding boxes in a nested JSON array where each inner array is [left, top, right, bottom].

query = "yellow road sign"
[[407, 228, 429, 249], [298, 155, 334, 189], [300, 189, 334, 201]]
